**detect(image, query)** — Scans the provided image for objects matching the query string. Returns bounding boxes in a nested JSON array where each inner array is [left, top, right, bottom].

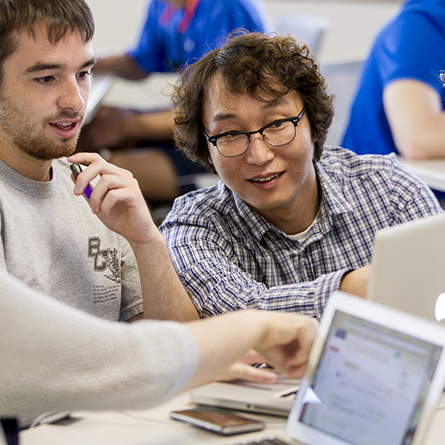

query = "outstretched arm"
[[67, 152, 198, 322], [93, 53, 148, 80], [0, 270, 317, 423]]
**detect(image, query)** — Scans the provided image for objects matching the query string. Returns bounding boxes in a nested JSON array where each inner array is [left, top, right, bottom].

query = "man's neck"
[[268, 190, 321, 236], [168, 0, 187, 7], [0, 148, 53, 182]]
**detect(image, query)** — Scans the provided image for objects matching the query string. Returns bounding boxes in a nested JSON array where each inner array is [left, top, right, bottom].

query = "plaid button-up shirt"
[[160, 148, 441, 319]]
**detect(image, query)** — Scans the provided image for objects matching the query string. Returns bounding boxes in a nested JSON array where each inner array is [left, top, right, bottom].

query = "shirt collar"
[[160, 0, 200, 33], [315, 161, 354, 212]]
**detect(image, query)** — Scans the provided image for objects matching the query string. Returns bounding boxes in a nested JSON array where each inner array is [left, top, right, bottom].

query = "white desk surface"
[[102, 73, 178, 111], [398, 157, 445, 193], [20, 391, 445, 445], [20, 392, 286, 445]]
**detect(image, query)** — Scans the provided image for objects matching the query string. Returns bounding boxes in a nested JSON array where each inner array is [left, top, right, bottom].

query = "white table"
[[102, 73, 178, 111], [398, 157, 445, 193], [19, 391, 445, 445], [20, 392, 286, 445]]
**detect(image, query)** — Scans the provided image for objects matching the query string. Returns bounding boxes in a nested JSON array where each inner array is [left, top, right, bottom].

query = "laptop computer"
[[189, 372, 300, 417], [367, 212, 445, 325], [233, 291, 445, 445]]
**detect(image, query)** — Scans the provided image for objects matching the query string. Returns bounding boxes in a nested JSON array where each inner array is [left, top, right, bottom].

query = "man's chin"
[[20, 141, 78, 161]]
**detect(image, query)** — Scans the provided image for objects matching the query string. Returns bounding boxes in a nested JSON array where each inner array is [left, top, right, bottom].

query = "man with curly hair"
[[160, 32, 442, 319]]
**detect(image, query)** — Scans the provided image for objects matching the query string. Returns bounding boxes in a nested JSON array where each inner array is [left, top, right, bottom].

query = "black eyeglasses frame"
[[203, 106, 307, 158]]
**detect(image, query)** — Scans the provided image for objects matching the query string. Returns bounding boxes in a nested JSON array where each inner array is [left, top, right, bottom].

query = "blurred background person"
[[342, 0, 445, 164], [78, 0, 273, 207]]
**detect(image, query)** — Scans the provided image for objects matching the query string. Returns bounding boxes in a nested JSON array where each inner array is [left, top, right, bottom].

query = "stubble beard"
[[0, 96, 83, 161]]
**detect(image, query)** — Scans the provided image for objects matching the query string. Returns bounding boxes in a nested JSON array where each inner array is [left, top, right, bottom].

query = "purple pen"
[[70, 163, 93, 199]]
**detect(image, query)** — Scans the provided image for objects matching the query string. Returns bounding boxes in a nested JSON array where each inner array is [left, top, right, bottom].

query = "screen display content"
[[298, 311, 442, 445]]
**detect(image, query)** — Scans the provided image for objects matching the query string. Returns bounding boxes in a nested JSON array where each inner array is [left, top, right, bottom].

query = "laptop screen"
[[298, 310, 442, 445]]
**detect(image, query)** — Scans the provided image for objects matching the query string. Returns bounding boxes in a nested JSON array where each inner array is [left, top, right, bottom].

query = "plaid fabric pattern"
[[160, 148, 441, 319]]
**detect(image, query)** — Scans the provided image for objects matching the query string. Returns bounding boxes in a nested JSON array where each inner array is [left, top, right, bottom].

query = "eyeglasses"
[[203, 106, 306, 158]]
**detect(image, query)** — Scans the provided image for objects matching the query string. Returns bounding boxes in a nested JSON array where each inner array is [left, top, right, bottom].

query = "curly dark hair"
[[171, 32, 334, 174]]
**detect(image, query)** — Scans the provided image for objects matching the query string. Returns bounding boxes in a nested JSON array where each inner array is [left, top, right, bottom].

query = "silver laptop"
[[367, 212, 445, 325], [189, 371, 300, 417], [234, 291, 445, 445]]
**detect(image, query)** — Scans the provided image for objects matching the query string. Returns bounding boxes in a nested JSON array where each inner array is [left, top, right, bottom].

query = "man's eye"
[[77, 70, 91, 80], [219, 132, 244, 143], [36, 76, 54, 85], [226, 132, 243, 139], [218, 132, 246, 146], [269, 121, 285, 129]]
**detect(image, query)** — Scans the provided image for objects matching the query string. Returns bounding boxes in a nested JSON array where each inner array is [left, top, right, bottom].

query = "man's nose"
[[57, 79, 85, 112], [245, 133, 275, 165]]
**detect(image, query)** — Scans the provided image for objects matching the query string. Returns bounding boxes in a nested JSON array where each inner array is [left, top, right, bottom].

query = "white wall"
[[87, 0, 403, 62], [86, 0, 403, 108], [267, 1, 403, 62]]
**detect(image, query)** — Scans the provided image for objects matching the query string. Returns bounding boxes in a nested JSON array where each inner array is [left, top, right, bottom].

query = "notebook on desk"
[[367, 212, 445, 325], [233, 291, 445, 445]]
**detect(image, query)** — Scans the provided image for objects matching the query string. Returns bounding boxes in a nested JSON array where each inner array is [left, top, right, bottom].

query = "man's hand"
[[253, 312, 319, 379], [216, 350, 277, 383], [67, 152, 158, 246], [185, 311, 319, 390], [68, 152, 199, 322]]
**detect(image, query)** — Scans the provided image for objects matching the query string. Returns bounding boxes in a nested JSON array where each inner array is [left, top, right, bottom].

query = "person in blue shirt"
[[342, 0, 445, 161], [79, 0, 273, 204]]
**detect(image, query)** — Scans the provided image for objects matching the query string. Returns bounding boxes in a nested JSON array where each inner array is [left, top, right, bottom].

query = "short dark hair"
[[171, 32, 334, 174], [0, 0, 95, 82]]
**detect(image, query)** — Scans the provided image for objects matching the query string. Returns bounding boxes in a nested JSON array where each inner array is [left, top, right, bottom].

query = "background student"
[[342, 0, 445, 162]]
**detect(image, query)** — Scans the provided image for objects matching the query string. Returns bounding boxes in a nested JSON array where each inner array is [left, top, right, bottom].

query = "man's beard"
[[0, 96, 84, 160]]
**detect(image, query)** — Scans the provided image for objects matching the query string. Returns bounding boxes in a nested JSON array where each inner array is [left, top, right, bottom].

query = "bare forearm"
[[397, 114, 445, 159], [122, 109, 174, 141], [131, 233, 199, 322], [93, 53, 148, 80], [384, 80, 445, 159], [66, 153, 198, 322], [339, 265, 370, 298]]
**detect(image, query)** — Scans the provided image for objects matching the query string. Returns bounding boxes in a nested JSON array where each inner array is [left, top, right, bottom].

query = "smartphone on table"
[[70, 163, 93, 199], [170, 408, 265, 436]]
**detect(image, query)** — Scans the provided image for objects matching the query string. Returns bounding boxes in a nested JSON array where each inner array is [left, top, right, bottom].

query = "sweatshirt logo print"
[[88, 237, 121, 283]]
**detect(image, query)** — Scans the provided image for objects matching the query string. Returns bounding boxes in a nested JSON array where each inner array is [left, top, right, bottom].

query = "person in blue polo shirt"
[[342, 0, 445, 162], [79, 0, 273, 204]]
